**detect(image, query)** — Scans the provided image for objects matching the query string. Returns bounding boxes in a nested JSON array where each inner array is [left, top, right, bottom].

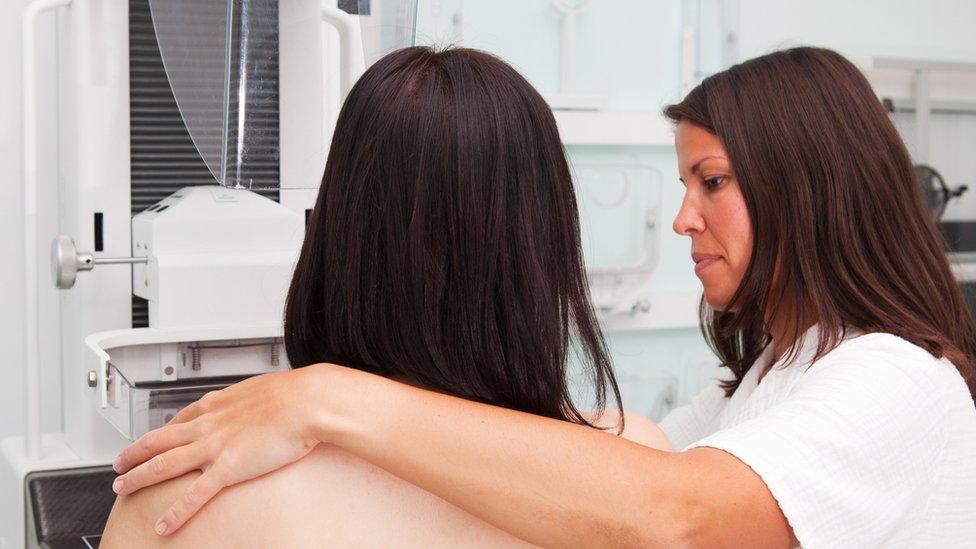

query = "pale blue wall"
[[413, 0, 976, 417], [737, 0, 976, 62], [416, 0, 684, 111]]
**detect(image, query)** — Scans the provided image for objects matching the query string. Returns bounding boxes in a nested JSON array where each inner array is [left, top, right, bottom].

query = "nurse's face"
[[672, 121, 753, 311]]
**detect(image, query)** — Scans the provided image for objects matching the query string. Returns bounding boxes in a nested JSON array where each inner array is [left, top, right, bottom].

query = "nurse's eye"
[[703, 176, 726, 190]]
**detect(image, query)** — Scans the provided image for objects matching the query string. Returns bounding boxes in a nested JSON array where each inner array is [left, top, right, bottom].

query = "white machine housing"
[[1, 0, 351, 546], [131, 186, 304, 329], [86, 185, 303, 441]]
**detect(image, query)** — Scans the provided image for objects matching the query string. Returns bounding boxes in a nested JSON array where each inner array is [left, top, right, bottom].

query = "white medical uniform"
[[660, 326, 976, 549]]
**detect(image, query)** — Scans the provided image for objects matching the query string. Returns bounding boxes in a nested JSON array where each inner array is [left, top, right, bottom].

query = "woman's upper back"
[[661, 329, 976, 547], [102, 414, 669, 547], [103, 444, 530, 548]]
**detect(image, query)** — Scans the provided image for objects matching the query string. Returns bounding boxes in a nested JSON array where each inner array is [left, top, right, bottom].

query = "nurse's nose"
[[673, 191, 705, 236]]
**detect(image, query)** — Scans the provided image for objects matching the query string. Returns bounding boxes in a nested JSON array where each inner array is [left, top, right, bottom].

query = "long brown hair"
[[664, 46, 976, 397], [284, 46, 622, 425]]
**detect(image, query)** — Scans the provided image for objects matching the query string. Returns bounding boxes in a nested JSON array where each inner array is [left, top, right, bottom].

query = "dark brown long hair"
[[664, 46, 976, 397], [284, 46, 622, 425]]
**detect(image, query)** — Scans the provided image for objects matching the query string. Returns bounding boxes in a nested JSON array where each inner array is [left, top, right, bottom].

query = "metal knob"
[[87, 370, 97, 388], [51, 235, 148, 290]]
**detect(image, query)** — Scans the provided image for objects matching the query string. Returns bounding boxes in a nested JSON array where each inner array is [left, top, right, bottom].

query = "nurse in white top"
[[113, 47, 976, 548]]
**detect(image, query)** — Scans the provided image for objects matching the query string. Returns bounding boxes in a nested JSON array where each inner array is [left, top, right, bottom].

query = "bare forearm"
[[312, 364, 695, 547], [112, 362, 791, 545]]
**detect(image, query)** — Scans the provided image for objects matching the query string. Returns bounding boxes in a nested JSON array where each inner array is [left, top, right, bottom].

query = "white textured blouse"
[[659, 327, 976, 549]]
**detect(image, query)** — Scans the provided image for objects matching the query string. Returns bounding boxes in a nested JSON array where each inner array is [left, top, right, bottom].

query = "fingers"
[[168, 392, 211, 425], [114, 419, 200, 474], [166, 402, 197, 425], [154, 469, 225, 536], [113, 441, 207, 496]]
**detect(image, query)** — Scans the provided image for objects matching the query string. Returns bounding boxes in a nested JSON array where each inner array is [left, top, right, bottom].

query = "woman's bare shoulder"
[[100, 446, 345, 547], [585, 410, 674, 451], [101, 444, 534, 547], [101, 445, 372, 547], [620, 412, 674, 451], [101, 470, 207, 548]]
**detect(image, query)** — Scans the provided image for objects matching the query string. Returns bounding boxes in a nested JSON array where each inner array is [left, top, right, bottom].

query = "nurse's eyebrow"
[[690, 155, 725, 174]]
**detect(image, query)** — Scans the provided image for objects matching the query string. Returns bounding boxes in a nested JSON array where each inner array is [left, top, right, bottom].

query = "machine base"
[[1, 435, 113, 549]]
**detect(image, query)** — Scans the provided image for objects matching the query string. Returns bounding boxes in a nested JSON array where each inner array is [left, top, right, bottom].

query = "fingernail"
[[155, 520, 168, 536], [112, 478, 124, 494], [113, 456, 122, 472]]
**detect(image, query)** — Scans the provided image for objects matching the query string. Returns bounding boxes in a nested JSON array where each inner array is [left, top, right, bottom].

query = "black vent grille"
[[128, 0, 280, 327]]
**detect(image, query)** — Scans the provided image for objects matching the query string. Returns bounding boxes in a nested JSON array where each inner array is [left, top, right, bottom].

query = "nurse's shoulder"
[[800, 330, 976, 441], [815, 331, 972, 398]]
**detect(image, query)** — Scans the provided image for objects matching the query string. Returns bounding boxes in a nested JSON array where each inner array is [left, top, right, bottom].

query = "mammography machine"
[[2, 1, 422, 546]]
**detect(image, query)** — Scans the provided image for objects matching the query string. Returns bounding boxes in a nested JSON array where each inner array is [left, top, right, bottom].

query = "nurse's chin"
[[700, 288, 735, 313]]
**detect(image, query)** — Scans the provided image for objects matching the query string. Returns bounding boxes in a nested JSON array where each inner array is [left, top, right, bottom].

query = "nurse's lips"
[[692, 252, 721, 275]]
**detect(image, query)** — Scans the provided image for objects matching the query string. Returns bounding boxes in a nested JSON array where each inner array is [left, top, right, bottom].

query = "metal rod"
[[888, 98, 976, 115], [914, 69, 931, 164], [93, 257, 148, 265], [873, 57, 976, 73]]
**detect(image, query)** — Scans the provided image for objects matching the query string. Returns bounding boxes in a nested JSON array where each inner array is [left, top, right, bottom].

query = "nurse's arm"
[[319, 365, 794, 548], [114, 363, 793, 547]]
